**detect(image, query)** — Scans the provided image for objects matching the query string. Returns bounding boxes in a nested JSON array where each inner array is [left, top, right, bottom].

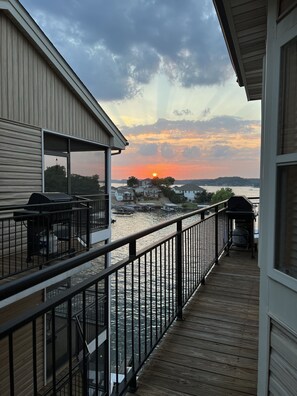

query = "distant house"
[[115, 187, 134, 202], [133, 185, 160, 199], [174, 184, 205, 202], [140, 178, 152, 187], [143, 186, 161, 199]]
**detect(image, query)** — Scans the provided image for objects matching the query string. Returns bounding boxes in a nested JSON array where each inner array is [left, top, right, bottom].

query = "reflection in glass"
[[71, 151, 105, 196], [278, 36, 297, 154], [43, 133, 106, 196], [275, 165, 297, 277], [44, 155, 68, 193]]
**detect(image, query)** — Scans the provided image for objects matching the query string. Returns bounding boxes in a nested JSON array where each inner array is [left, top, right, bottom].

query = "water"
[[111, 185, 260, 244], [109, 184, 259, 374], [110, 210, 201, 263]]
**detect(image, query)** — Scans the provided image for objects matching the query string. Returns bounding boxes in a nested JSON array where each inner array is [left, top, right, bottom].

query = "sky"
[[20, 0, 261, 180]]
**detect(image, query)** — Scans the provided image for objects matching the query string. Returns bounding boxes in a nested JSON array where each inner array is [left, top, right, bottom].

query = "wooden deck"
[[128, 250, 259, 396]]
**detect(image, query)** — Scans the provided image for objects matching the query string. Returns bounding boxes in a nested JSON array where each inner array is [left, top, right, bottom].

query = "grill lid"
[[28, 192, 73, 205], [227, 196, 253, 212]]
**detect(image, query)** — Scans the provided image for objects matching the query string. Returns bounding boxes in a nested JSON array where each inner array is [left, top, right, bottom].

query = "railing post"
[[215, 205, 219, 265], [226, 201, 230, 256], [128, 239, 138, 392], [105, 194, 109, 229], [129, 240, 136, 259], [176, 220, 183, 320], [86, 202, 90, 250], [128, 375, 138, 393]]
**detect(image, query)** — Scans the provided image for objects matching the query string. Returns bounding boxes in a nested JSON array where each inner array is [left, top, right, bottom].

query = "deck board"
[[128, 250, 259, 396]]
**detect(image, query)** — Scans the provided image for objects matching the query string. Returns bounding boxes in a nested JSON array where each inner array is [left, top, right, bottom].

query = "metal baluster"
[[9, 333, 14, 396], [67, 300, 73, 395], [32, 319, 37, 395], [176, 220, 183, 320]]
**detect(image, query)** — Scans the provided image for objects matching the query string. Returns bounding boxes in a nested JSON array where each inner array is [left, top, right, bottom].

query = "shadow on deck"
[[128, 250, 259, 396]]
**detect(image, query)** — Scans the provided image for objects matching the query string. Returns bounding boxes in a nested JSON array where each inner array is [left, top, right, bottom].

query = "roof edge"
[[213, 0, 244, 88], [0, 0, 128, 149]]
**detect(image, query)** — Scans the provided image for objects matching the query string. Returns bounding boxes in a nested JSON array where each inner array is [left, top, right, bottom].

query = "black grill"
[[14, 192, 74, 261], [226, 196, 256, 257], [226, 196, 254, 215], [27, 192, 73, 224], [28, 192, 72, 211]]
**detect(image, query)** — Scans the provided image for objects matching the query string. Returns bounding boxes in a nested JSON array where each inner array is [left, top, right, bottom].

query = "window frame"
[[42, 130, 108, 196]]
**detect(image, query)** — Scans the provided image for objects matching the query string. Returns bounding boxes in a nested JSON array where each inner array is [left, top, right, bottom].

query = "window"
[[275, 37, 297, 278], [278, 37, 297, 154], [278, 0, 297, 18], [44, 133, 106, 196], [275, 165, 297, 277]]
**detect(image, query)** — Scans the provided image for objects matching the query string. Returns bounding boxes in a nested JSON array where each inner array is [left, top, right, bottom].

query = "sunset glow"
[[21, 0, 262, 181]]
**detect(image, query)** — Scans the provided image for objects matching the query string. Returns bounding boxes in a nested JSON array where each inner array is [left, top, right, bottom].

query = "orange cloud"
[[112, 116, 261, 179]]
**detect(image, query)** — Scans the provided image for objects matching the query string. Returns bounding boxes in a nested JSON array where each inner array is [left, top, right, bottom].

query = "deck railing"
[[76, 194, 110, 233], [0, 198, 258, 396], [0, 194, 109, 279]]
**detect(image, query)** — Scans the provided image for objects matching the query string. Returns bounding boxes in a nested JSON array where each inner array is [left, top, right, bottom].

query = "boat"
[[161, 203, 179, 212], [112, 207, 134, 215]]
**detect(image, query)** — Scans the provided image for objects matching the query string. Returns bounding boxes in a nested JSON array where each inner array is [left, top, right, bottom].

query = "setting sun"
[[152, 172, 158, 178]]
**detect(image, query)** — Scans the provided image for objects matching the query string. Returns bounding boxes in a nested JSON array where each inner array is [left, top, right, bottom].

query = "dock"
[[127, 250, 259, 395]]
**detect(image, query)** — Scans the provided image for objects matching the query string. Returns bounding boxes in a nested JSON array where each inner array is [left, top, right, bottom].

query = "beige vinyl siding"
[[0, 118, 42, 206], [269, 320, 297, 395], [0, 292, 44, 395], [0, 12, 111, 146]]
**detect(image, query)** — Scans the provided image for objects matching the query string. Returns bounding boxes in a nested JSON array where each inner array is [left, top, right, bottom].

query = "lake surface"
[[110, 185, 259, 263], [111, 185, 259, 238], [108, 185, 260, 371]]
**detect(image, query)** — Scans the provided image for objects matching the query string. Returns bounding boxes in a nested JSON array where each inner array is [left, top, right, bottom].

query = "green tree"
[[151, 176, 175, 187], [161, 186, 186, 204], [127, 176, 139, 187], [195, 190, 214, 204], [44, 165, 101, 195], [151, 176, 160, 186], [71, 174, 100, 195], [44, 165, 67, 193], [211, 188, 234, 204], [162, 176, 175, 186]]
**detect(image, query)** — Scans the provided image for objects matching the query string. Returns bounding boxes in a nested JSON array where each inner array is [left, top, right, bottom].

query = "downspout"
[[111, 149, 122, 156]]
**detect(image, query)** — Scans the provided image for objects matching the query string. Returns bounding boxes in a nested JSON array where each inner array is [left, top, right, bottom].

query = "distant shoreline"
[[112, 176, 260, 188]]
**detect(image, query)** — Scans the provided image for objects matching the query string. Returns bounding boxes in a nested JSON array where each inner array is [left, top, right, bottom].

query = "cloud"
[[138, 143, 158, 156], [209, 145, 236, 158], [183, 146, 201, 159], [160, 143, 175, 158], [122, 116, 261, 136], [173, 109, 193, 117], [201, 107, 211, 118], [20, 0, 232, 100]]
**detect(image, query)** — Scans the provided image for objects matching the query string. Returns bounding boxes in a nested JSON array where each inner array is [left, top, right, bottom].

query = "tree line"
[[127, 176, 234, 204]]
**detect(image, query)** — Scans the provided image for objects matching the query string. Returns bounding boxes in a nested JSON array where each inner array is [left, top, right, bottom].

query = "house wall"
[[257, 2, 297, 393], [0, 12, 110, 146], [0, 118, 42, 205], [269, 319, 297, 394], [0, 292, 44, 395], [184, 191, 195, 201]]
